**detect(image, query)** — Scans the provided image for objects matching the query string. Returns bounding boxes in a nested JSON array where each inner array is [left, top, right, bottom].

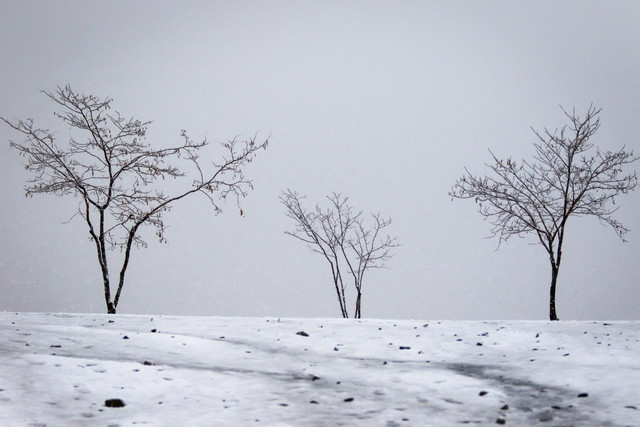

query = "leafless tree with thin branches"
[[450, 105, 638, 320], [2, 85, 269, 314], [281, 190, 398, 318]]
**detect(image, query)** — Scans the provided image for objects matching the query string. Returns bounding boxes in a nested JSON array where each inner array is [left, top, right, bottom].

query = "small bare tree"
[[450, 106, 637, 320], [2, 85, 268, 314], [281, 189, 398, 318]]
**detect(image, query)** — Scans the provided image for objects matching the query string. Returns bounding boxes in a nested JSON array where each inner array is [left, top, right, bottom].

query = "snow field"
[[1, 313, 639, 426]]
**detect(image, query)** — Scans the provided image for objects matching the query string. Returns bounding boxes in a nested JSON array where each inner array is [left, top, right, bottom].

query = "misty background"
[[1, 1, 638, 320]]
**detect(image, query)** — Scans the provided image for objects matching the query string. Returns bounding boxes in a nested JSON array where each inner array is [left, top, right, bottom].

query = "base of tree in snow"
[[0, 313, 638, 426]]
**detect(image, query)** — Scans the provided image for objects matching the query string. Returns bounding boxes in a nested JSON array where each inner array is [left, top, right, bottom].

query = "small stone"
[[501, 404, 509, 411], [399, 346, 411, 350], [296, 331, 309, 337], [104, 398, 125, 408], [577, 393, 589, 398], [122, 335, 129, 340], [344, 397, 354, 402], [476, 342, 483, 346], [496, 418, 506, 425], [310, 400, 319, 404], [479, 391, 488, 396], [151, 329, 157, 333]]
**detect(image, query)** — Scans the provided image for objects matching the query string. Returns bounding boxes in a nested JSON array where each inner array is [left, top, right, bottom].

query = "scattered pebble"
[[104, 399, 125, 408], [296, 331, 309, 337]]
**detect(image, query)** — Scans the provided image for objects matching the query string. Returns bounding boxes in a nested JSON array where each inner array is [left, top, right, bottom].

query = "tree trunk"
[[333, 276, 348, 318], [354, 291, 361, 319], [336, 288, 348, 318], [107, 302, 116, 314], [549, 264, 559, 321], [102, 272, 113, 314]]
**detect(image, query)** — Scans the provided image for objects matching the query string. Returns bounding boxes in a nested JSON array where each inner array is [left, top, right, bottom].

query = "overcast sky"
[[1, 1, 639, 320]]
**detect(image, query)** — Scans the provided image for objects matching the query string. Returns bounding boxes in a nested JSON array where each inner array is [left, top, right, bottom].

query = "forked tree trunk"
[[107, 302, 116, 314]]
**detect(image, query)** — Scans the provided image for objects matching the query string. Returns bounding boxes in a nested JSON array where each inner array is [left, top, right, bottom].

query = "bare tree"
[[281, 189, 398, 318], [450, 106, 638, 320], [2, 85, 269, 314]]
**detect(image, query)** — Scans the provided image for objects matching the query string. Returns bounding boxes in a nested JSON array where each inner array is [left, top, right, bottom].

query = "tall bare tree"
[[281, 190, 398, 318], [450, 106, 637, 320], [2, 85, 268, 314]]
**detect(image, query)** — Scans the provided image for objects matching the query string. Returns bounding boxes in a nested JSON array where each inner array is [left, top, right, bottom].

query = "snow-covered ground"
[[0, 313, 638, 426]]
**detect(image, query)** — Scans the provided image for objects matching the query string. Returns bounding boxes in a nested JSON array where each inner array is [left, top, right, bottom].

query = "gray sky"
[[1, 1, 639, 320]]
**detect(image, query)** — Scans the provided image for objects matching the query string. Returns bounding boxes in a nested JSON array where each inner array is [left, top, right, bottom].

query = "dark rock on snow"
[[105, 398, 126, 408]]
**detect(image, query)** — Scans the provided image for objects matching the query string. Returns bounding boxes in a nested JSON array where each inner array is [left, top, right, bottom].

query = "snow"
[[1, 313, 639, 426]]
